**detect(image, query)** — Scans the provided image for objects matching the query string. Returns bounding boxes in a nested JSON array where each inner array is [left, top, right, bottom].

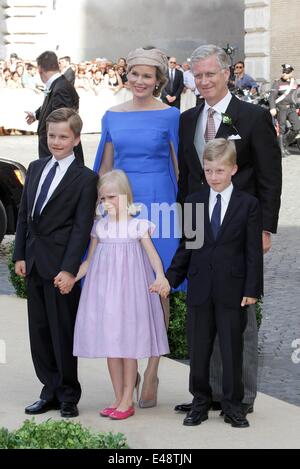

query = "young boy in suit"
[[13, 108, 98, 418], [159, 138, 263, 428]]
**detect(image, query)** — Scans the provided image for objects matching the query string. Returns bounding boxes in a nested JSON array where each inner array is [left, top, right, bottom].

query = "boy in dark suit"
[[157, 138, 263, 428], [13, 108, 98, 418]]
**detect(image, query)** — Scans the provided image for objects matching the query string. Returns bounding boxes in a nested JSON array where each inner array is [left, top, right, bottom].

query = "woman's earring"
[[155, 85, 159, 90]]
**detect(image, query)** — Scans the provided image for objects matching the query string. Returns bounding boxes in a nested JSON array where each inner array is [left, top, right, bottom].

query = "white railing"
[[0, 87, 197, 134]]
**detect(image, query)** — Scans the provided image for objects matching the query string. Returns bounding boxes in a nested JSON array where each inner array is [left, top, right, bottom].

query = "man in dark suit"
[[161, 57, 184, 109], [14, 108, 98, 417], [174, 44, 282, 415], [162, 138, 263, 427], [25, 51, 83, 162], [59, 56, 76, 85]]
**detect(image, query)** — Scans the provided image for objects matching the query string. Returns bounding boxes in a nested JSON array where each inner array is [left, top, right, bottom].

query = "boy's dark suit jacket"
[[166, 187, 264, 309], [13, 156, 98, 279], [35, 75, 83, 161], [177, 95, 282, 234]]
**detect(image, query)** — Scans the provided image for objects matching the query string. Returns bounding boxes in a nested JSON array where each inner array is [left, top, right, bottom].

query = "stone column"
[[0, 0, 54, 59], [244, 0, 271, 87]]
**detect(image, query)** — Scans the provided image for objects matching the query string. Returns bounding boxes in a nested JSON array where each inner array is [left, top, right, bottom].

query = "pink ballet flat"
[[110, 406, 135, 420], [99, 406, 117, 417]]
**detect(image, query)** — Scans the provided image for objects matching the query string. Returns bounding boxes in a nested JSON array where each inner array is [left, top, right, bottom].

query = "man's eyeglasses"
[[235, 66, 243, 69], [169, 61, 176, 64]]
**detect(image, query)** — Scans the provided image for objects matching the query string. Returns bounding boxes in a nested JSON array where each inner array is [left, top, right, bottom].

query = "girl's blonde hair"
[[98, 169, 140, 216]]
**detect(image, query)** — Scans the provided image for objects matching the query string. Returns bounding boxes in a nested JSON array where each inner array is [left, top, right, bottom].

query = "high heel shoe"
[[135, 372, 141, 402], [138, 377, 159, 408]]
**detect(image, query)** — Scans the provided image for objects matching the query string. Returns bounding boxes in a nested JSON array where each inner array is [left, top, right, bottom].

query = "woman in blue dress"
[[93, 47, 183, 409]]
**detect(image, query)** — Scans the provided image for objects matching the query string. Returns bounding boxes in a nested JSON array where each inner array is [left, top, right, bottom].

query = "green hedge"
[[0, 419, 128, 449], [8, 242, 27, 298], [7, 242, 263, 360]]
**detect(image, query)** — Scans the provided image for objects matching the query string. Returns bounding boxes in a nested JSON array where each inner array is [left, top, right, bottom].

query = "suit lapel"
[[217, 187, 242, 239], [28, 157, 52, 213], [215, 94, 240, 138], [189, 102, 205, 170], [38, 76, 61, 126], [46, 159, 82, 206]]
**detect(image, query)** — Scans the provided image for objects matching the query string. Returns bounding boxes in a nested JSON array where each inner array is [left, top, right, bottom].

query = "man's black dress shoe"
[[220, 403, 254, 417], [25, 399, 60, 415], [174, 402, 193, 413], [224, 412, 250, 428], [60, 402, 79, 418], [174, 401, 222, 413], [183, 410, 208, 426], [242, 403, 254, 415]]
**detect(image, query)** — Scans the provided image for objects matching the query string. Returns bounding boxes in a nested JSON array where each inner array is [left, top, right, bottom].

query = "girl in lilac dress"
[[73, 170, 169, 420]]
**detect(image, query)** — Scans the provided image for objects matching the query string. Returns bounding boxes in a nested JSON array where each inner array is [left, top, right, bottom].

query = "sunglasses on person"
[[235, 65, 244, 69], [169, 61, 176, 64]]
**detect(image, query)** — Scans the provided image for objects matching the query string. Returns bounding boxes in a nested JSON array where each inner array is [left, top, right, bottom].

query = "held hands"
[[241, 297, 257, 307], [54, 271, 76, 295], [149, 276, 171, 299]]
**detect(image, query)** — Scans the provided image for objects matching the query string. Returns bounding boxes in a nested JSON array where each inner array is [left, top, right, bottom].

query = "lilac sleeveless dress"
[[73, 216, 169, 359]]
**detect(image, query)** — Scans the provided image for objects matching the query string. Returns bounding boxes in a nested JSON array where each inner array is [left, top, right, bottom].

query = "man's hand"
[[262, 231, 272, 254], [25, 111, 36, 125], [241, 297, 257, 307], [54, 271, 76, 295], [270, 108, 277, 117], [166, 95, 176, 104], [15, 260, 26, 277]]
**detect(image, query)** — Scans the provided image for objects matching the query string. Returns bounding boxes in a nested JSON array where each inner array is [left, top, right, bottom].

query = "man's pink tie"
[[204, 108, 216, 142]]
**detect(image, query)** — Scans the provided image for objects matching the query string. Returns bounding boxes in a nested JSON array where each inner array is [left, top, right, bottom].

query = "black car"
[[0, 158, 26, 242]]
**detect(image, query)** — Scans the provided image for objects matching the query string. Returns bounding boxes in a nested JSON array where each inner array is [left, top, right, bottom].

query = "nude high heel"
[[138, 377, 159, 408]]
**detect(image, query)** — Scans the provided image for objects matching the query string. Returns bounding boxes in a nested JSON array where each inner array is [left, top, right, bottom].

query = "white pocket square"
[[228, 134, 241, 140]]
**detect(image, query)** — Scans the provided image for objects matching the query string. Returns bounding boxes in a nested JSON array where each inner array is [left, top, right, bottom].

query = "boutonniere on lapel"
[[221, 112, 241, 139]]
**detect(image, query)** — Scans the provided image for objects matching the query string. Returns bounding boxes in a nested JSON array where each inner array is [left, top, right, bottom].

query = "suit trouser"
[[210, 304, 257, 404], [26, 265, 81, 403], [278, 106, 300, 135], [188, 299, 247, 413]]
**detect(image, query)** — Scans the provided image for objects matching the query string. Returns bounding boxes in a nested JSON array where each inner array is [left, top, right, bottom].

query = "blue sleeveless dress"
[[93, 107, 184, 289]]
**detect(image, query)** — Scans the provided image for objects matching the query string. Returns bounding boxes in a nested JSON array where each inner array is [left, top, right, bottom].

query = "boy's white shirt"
[[32, 153, 75, 216], [209, 183, 234, 224]]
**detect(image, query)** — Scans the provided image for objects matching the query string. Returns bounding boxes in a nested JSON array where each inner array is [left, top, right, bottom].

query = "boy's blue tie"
[[33, 161, 59, 220], [211, 193, 221, 239]]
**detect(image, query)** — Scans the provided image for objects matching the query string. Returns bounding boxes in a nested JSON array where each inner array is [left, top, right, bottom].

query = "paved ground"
[[1, 296, 300, 449], [1, 134, 300, 408]]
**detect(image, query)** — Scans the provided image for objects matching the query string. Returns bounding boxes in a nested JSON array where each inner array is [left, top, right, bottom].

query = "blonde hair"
[[98, 169, 140, 216], [203, 138, 237, 166]]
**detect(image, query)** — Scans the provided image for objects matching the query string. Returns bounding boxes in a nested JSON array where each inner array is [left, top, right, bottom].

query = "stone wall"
[[244, 0, 300, 85], [0, 0, 245, 63], [0, 0, 55, 59], [270, 0, 300, 82]]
